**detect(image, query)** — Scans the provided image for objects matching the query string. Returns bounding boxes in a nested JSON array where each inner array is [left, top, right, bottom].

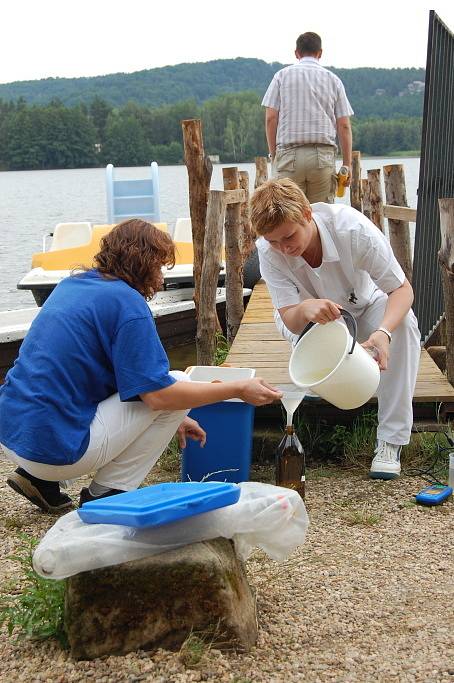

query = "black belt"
[[278, 142, 335, 150]]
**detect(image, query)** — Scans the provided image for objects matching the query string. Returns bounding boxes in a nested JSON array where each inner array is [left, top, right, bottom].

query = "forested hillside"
[[0, 58, 425, 170], [0, 58, 425, 118]]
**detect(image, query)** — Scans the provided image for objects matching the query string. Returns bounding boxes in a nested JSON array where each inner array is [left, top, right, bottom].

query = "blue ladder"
[[105, 162, 161, 224]]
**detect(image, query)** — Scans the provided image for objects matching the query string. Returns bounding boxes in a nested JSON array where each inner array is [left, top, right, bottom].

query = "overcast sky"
[[1, 1, 453, 84]]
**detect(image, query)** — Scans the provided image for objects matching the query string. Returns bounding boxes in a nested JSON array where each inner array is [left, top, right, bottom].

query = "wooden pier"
[[179, 124, 454, 414], [226, 281, 454, 417]]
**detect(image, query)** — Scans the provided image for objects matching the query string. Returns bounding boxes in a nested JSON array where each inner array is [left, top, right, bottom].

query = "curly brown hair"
[[93, 219, 176, 299]]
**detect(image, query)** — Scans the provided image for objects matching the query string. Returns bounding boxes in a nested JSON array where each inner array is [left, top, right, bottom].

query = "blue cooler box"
[[182, 366, 256, 483]]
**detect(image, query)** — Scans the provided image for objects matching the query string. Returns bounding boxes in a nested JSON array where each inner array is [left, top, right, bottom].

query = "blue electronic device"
[[415, 484, 453, 506], [78, 481, 240, 527]]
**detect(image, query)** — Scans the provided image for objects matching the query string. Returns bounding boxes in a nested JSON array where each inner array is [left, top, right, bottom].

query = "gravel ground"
[[0, 452, 453, 683]]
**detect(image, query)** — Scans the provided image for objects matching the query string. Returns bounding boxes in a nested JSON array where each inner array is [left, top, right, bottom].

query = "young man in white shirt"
[[250, 178, 421, 479]]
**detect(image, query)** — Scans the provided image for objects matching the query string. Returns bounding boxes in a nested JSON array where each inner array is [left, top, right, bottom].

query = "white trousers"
[[275, 295, 421, 445], [2, 370, 190, 490]]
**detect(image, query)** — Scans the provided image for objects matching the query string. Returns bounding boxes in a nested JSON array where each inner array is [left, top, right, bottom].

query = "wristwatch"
[[376, 327, 392, 343]]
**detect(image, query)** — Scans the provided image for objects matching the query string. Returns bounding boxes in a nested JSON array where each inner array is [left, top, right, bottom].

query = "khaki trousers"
[[273, 144, 337, 203]]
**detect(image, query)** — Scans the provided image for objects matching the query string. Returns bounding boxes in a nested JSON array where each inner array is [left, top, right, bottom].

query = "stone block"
[[65, 537, 257, 659]]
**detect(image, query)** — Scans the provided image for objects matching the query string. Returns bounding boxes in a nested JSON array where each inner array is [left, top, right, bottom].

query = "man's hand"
[[177, 416, 206, 449], [301, 299, 343, 325], [238, 378, 283, 406], [362, 330, 390, 370], [343, 165, 352, 187]]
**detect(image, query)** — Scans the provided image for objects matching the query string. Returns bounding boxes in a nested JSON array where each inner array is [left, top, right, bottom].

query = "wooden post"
[[223, 167, 244, 344], [182, 119, 213, 313], [197, 191, 226, 365], [239, 171, 254, 261], [361, 179, 371, 221], [254, 157, 268, 188], [438, 198, 454, 384], [383, 164, 413, 282], [426, 346, 447, 374], [350, 151, 362, 212], [367, 169, 385, 232]]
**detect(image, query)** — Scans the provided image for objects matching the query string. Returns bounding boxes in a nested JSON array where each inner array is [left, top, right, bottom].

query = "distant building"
[[399, 80, 425, 96], [375, 88, 386, 96], [208, 154, 220, 163], [408, 80, 425, 93]]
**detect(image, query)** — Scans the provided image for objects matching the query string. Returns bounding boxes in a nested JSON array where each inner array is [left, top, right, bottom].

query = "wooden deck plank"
[[226, 281, 454, 403]]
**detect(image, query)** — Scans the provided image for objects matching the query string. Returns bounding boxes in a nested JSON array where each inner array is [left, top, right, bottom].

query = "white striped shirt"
[[262, 57, 354, 148]]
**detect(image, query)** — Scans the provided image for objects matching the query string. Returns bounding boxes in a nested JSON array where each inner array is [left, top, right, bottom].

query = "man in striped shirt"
[[262, 32, 354, 204]]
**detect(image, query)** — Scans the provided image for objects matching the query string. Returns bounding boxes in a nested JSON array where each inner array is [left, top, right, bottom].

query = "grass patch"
[[306, 465, 352, 480], [335, 413, 378, 469], [214, 332, 230, 366], [158, 436, 181, 475], [403, 431, 450, 481], [179, 632, 208, 667], [340, 505, 381, 527], [294, 410, 378, 468], [178, 626, 219, 668], [292, 417, 337, 458], [0, 515, 25, 530], [0, 534, 67, 647], [400, 500, 417, 509]]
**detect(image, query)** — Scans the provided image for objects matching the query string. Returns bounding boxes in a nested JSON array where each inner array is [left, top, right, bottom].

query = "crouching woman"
[[0, 219, 282, 512]]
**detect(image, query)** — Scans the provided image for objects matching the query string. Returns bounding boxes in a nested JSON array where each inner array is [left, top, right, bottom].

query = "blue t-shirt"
[[0, 271, 175, 465]]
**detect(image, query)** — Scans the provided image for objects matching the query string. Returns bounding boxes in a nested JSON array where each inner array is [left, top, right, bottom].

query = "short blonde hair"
[[250, 178, 311, 236]]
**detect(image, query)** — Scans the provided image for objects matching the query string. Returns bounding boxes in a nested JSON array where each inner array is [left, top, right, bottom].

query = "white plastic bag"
[[33, 482, 309, 580]]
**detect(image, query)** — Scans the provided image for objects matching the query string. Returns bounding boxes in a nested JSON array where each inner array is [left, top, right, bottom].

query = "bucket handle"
[[296, 308, 357, 355]]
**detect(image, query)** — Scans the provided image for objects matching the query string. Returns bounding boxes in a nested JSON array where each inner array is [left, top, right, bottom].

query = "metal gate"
[[413, 11, 454, 342]]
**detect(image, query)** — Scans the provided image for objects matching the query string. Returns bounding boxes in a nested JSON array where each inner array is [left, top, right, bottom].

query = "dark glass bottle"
[[275, 425, 305, 499]]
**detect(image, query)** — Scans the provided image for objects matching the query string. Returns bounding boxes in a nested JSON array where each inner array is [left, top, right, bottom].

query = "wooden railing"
[[182, 119, 258, 365], [353, 154, 414, 282]]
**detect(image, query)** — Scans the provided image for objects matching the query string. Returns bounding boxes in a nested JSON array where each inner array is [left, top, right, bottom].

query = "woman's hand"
[[177, 416, 207, 449], [300, 299, 343, 325], [362, 330, 390, 370], [238, 378, 283, 406]]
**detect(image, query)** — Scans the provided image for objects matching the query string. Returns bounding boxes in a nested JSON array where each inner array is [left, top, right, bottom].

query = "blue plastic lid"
[[77, 481, 240, 528]]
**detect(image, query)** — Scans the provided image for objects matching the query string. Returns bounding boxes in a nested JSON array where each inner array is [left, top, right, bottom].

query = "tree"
[[89, 96, 113, 144], [103, 113, 152, 166]]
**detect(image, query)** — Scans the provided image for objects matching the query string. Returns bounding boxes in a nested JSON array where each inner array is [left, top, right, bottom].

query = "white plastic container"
[[289, 313, 380, 410], [185, 365, 255, 401]]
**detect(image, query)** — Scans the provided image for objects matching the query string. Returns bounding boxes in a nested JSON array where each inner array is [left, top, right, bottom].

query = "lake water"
[[0, 158, 420, 311]]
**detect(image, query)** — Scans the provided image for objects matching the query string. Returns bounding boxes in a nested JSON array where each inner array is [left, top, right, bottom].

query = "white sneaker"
[[369, 440, 402, 480]]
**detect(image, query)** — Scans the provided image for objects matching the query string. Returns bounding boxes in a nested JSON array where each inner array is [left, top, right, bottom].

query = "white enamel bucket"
[[288, 310, 380, 410]]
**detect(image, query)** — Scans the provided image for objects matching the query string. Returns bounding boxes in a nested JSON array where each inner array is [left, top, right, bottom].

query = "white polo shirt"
[[256, 203, 405, 315], [262, 57, 354, 148]]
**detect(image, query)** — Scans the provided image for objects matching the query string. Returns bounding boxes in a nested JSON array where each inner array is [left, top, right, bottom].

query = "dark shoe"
[[79, 487, 125, 507], [6, 468, 73, 513]]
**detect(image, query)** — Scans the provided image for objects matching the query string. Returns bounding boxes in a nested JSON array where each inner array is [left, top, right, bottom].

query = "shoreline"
[[0, 154, 421, 174]]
